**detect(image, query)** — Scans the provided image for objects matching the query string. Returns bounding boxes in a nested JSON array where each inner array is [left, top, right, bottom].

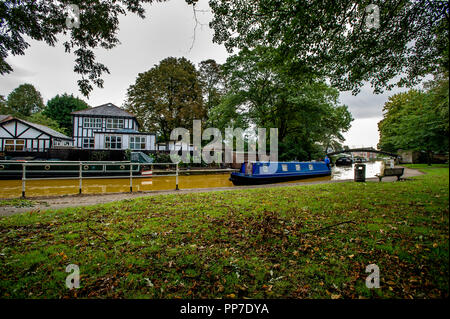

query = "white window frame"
[[130, 136, 146, 150], [5, 139, 25, 151], [83, 118, 102, 129], [107, 118, 124, 129], [295, 164, 301, 171], [281, 164, 288, 172], [105, 135, 122, 149], [83, 138, 95, 149]]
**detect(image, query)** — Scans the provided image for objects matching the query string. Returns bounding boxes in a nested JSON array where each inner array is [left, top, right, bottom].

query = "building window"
[[130, 136, 146, 150], [83, 118, 102, 128], [107, 118, 124, 129], [83, 138, 95, 149], [4, 139, 25, 151], [105, 136, 122, 149]]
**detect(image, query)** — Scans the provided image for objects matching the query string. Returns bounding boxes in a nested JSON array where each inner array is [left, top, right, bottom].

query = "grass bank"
[[402, 163, 449, 169], [0, 168, 448, 299]]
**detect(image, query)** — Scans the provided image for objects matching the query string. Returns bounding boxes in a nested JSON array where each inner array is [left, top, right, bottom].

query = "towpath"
[[0, 166, 423, 216]]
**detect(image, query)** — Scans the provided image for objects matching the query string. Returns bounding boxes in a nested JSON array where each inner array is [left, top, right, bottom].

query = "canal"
[[0, 161, 384, 199]]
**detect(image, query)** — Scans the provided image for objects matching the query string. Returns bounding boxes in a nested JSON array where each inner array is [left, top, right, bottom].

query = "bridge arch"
[[326, 148, 399, 158]]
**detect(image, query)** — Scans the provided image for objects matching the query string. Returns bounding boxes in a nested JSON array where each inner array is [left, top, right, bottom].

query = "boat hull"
[[229, 171, 331, 185]]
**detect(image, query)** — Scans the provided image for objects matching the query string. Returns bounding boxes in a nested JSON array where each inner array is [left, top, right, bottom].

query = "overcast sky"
[[0, 0, 416, 148]]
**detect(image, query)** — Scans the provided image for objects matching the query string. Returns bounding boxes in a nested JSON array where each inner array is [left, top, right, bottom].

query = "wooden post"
[[129, 163, 133, 193], [79, 163, 82, 194], [175, 163, 179, 190], [22, 163, 26, 198]]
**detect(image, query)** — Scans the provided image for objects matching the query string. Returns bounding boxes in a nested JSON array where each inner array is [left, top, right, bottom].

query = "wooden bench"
[[376, 167, 405, 182]]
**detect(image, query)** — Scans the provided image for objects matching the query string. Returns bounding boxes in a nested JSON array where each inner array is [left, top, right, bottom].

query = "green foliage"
[[378, 77, 449, 156], [26, 112, 66, 135], [5, 84, 44, 117], [125, 57, 206, 141], [209, 0, 449, 94], [0, 1, 201, 96], [199, 59, 229, 129], [43, 94, 90, 135], [0, 198, 36, 208], [199, 59, 224, 111], [221, 46, 352, 160], [152, 152, 172, 164], [0, 95, 7, 114]]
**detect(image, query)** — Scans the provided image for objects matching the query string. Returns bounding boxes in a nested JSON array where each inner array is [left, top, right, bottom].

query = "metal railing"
[[0, 160, 179, 198]]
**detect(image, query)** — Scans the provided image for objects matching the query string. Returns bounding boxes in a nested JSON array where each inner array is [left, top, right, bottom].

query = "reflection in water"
[[0, 161, 384, 199]]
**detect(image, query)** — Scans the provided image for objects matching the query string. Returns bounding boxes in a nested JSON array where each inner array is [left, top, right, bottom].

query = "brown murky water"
[[0, 162, 383, 199]]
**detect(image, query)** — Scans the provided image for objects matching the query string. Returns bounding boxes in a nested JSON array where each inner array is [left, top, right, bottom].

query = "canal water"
[[0, 161, 384, 199]]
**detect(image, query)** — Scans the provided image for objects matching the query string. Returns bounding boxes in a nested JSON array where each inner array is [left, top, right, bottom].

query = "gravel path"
[[0, 167, 424, 216]]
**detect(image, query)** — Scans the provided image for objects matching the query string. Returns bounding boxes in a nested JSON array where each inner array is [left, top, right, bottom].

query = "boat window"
[[281, 164, 288, 171], [308, 164, 314, 170], [261, 165, 269, 173], [295, 164, 301, 171]]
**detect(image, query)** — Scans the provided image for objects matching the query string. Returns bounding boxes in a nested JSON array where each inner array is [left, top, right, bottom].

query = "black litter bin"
[[354, 163, 366, 182]]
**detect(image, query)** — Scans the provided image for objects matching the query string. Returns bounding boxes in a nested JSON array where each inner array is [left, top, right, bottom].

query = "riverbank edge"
[[0, 166, 424, 216]]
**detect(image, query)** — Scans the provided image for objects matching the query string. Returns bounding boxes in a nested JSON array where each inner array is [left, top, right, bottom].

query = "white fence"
[[0, 161, 179, 198]]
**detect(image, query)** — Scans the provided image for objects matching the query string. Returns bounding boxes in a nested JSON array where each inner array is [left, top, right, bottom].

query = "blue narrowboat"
[[229, 161, 331, 185]]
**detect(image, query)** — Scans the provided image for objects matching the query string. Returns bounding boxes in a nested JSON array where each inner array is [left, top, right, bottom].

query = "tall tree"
[[0, 95, 7, 114], [378, 85, 449, 163], [0, 0, 199, 96], [199, 59, 223, 108], [125, 57, 206, 141], [209, 0, 449, 94], [26, 112, 66, 135], [44, 94, 90, 134], [6, 84, 44, 117], [222, 46, 352, 160]]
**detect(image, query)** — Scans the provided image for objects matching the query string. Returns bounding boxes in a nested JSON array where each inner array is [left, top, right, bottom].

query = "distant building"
[[397, 149, 429, 164], [71, 103, 156, 151], [0, 115, 73, 152], [351, 147, 378, 160], [156, 141, 194, 152]]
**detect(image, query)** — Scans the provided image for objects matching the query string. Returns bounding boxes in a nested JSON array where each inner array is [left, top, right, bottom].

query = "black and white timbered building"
[[0, 115, 73, 152], [71, 103, 156, 151]]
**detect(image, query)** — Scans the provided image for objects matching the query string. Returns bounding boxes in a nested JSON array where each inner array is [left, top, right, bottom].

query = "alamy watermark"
[[365, 4, 380, 30], [65, 4, 80, 29], [365, 264, 380, 288], [65, 264, 80, 289], [169, 120, 279, 172]]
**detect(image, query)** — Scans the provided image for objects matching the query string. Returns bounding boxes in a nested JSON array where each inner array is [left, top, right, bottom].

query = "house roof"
[[0, 116, 72, 140], [0, 114, 12, 122], [71, 103, 136, 118], [21, 119, 72, 140]]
